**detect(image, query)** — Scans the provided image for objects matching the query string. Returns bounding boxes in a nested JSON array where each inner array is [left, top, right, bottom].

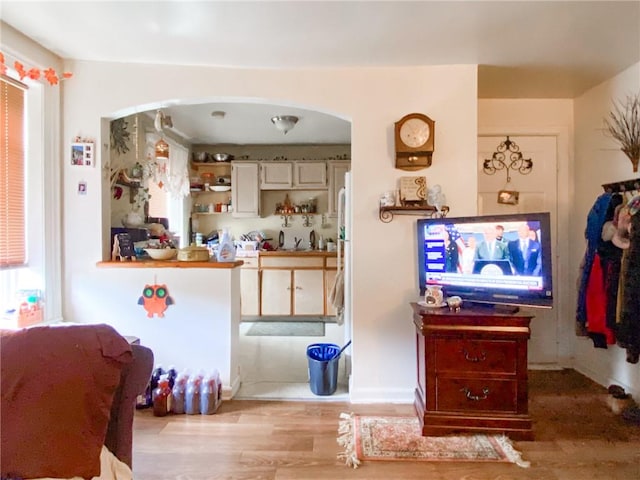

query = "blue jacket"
[[576, 193, 613, 327]]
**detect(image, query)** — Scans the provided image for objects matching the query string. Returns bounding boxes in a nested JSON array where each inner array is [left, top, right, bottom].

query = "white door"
[[478, 135, 559, 365]]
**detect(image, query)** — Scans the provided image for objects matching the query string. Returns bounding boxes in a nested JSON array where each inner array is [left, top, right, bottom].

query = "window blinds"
[[0, 75, 26, 268]]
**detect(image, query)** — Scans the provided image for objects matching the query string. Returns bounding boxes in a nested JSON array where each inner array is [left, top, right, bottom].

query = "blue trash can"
[[307, 343, 341, 396]]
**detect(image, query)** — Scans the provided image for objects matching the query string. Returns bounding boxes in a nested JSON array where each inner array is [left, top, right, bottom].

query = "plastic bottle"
[[200, 374, 217, 415], [144, 365, 165, 408], [152, 375, 172, 417], [166, 365, 178, 389], [185, 374, 202, 414], [216, 229, 236, 262], [171, 371, 189, 414]]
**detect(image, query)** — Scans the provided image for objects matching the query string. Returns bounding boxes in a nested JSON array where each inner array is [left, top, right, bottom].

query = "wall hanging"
[[138, 283, 174, 318], [483, 136, 533, 205]]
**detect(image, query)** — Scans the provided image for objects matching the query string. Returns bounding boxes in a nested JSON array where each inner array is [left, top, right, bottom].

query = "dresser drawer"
[[434, 338, 517, 374], [436, 377, 518, 413]]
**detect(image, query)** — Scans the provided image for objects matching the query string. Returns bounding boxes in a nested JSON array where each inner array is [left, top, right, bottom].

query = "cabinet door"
[[324, 269, 337, 316], [231, 162, 260, 217], [260, 270, 292, 315], [328, 161, 350, 217], [293, 269, 324, 315], [294, 162, 327, 189], [240, 268, 260, 316], [260, 162, 292, 190]]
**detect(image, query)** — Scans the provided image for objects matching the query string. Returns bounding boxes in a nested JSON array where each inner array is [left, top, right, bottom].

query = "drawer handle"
[[460, 387, 490, 401], [461, 349, 486, 363]]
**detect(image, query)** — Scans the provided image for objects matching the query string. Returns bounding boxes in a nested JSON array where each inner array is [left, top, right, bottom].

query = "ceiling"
[[2, 1, 639, 145]]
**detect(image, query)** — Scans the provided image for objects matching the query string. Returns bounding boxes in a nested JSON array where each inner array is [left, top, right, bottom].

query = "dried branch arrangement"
[[604, 92, 640, 172]]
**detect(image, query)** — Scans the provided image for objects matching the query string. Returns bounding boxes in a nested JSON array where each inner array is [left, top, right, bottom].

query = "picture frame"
[[497, 190, 519, 205], [71, 142, 94, 167]]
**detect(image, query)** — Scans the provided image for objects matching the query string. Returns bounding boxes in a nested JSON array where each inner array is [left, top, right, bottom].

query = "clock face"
[[399, 118, 431, 148]]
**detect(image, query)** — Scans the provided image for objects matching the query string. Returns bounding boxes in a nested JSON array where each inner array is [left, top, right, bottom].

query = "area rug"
[[245, 321, 325, 336], [337, 412, 530, 469]]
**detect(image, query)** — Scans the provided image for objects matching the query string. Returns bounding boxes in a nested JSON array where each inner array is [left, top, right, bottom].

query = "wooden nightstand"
[[412, 302, 534, 440]]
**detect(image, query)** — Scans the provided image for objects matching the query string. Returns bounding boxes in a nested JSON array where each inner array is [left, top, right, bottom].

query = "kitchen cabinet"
[[412, 303, 533, 440], [293, 162, 327, 189], [260, 161, 328, 190], [328, 161, 350, 217], [259, 255, 325, 316], [260, 162, 292, 190], [231, 161, 260, 217], [240, 257, 260, 316]]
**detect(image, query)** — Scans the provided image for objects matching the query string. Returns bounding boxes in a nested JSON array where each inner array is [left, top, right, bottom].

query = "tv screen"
[[417, 212, 553, 309]]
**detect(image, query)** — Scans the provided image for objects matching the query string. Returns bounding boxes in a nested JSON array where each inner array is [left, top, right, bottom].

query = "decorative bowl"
[[212, 153, 231, 162], [209, 185, 231, 192], [144, 248, 177, 260]]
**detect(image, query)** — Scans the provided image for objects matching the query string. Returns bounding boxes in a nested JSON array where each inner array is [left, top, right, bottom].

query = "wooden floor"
[[132, 369, 640, 480]]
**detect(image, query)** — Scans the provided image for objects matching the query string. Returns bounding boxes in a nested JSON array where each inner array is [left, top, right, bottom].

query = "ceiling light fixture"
[[271, 115, 299, 135], [154, 109, 173, 132], [154, 109, 171, 159]]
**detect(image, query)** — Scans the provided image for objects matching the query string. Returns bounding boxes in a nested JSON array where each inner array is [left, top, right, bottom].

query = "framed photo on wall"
[[71, 142, 94, 167]]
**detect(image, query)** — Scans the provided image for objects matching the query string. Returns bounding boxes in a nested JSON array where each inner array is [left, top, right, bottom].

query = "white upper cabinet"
[[328, 160, 350, 217], [260, 161, 328, 190], [260, 162, 292, 190], [293, 161, 327, 189], [231, 161, 260, 217]]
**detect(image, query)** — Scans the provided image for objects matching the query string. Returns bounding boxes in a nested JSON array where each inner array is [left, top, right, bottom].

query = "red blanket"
[[1, 324, 132, 479]]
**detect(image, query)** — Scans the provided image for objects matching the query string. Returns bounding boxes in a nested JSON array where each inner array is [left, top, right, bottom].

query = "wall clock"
[[394, 113, 435, 171]]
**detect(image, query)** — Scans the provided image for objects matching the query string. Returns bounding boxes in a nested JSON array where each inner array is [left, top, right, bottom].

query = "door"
[[240, 266, 260, 316], [478, 135, 559, 365]]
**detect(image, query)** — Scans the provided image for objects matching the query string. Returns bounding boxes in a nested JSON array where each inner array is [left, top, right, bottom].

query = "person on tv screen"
[[508, 223, 542, 275], [475, 225, 510, 261], [443, 228, 459, 273], [461, 235, 477, 274]]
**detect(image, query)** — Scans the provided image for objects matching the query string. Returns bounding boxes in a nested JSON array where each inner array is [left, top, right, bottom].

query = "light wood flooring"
[[132, 369, 640, 480]]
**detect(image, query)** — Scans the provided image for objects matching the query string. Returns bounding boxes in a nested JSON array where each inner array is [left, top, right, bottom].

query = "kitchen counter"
[[257, 250, 337, 257], [96, 260, 244, 268]]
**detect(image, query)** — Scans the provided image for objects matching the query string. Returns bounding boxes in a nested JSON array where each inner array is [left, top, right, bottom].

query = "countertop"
[[96, 260, 244, 268]]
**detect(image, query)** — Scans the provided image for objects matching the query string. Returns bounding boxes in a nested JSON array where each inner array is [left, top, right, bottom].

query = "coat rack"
[[601, 178, 640, 193]]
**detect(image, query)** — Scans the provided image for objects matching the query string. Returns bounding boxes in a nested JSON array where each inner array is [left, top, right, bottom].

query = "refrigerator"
[[337, 172, 352, 382]]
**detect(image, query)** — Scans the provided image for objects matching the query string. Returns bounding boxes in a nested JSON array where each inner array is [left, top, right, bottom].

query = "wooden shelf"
[[191, 161, 232, 170], [379, 205, 449, 223]]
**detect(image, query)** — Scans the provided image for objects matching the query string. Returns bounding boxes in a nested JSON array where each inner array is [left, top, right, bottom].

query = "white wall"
[[572, 62, 640, 399], [478, 99, 574, 364], [60, 60, 478, 402]]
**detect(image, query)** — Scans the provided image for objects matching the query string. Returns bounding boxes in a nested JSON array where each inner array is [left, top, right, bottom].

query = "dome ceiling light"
[[271, 115, 299, 135]]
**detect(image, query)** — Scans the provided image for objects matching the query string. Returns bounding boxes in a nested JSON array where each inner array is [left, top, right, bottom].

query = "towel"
[[329, 270, 345, 325]]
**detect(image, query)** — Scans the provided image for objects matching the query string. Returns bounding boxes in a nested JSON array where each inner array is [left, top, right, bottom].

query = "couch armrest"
[[104, 344, 153, 468]]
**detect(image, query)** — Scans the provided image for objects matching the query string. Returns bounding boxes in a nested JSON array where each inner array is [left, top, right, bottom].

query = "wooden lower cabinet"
[[239, 256, 260, 316], [412, 302, 534, 440], [260, 268, 324, 316]]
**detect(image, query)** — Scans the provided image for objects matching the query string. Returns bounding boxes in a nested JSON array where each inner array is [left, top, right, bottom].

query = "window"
[[0, 75, 26, 268]]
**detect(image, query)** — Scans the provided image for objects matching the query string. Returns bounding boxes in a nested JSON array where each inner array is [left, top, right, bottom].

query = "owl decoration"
[[138, 284, 174, 318]]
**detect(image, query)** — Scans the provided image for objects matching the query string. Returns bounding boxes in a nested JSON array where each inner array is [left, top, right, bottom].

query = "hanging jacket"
[[617, 212, 640, 363], [576, 193, 613, 334]]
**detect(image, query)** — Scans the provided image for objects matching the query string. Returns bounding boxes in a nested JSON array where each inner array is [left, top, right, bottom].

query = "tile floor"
[[236, 321, 349, 401]]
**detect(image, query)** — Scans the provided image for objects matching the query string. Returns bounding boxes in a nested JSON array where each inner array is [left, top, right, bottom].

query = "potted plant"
[[604, 92, 640, 172]]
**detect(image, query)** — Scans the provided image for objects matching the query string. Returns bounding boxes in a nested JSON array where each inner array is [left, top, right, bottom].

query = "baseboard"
[[348, 386, 415, 404]]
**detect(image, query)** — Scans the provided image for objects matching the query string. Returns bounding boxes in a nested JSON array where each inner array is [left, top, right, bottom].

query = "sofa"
[[1, 324, 153, 479]]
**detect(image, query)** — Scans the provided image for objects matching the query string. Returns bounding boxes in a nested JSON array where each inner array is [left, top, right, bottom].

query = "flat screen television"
[[417, 212, 553, 310]]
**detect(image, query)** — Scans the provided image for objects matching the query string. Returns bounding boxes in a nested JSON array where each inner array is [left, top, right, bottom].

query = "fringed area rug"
[[337, 412, 530, 469]]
